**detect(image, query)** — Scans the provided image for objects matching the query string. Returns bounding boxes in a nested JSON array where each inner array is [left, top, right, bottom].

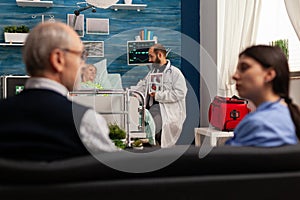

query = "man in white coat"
[[136, 43, 187, 148]]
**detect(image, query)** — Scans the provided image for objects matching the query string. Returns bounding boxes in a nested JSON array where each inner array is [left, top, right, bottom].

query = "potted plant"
[[3, 25, 30, 43], [132, 139, 143, 150], [270, 39, 289, 60], [108, 123, 127, 149]]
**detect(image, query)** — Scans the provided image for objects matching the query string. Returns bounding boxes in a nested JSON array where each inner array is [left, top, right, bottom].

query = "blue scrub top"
[[226, 100, 298, 147]]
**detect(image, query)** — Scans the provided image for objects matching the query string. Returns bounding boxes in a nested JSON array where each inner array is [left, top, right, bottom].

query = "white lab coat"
[[135, 60, 187, 148]]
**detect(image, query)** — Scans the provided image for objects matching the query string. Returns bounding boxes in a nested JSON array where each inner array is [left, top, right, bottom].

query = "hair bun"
[[285, 97, 292, 104]]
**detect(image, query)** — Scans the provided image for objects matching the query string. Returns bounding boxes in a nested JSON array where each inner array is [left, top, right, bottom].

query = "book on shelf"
[[147, 30, 153, 40], [143, 28, 147, 40], [139, 29, 144, 41], [138, 29, 154, 40]]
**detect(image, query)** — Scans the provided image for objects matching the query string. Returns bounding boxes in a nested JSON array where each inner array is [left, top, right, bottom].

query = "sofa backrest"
[[1, 144, 300, 199], [1, 144, 300, 184]]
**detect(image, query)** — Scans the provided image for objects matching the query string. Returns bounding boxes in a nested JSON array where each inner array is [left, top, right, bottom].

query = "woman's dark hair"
[[240, 45, 300, 138]]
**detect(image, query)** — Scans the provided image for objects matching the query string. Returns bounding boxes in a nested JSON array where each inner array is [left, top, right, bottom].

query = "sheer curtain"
[[284, 0, 300, 40], [217, 0, 262, 97]]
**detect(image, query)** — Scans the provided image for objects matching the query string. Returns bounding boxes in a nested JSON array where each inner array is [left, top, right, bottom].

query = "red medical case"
[[208, 96, 251, 131]]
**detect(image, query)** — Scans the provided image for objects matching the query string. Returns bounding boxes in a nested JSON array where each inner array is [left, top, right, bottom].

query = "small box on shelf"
[[110, 4, 147, 11]]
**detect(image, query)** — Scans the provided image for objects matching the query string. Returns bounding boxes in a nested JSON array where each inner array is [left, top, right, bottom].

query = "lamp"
[[86, 0, 118, 8], [74, 0, 118, 16], [73, 0, 118, 28]]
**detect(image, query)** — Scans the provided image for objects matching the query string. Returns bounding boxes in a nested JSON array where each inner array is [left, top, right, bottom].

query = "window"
[[256, 0, 300, 72]]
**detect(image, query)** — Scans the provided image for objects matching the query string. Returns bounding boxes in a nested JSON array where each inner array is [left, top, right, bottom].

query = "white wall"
[[290, 78, 300, 106], [200, 0, 217, 126]]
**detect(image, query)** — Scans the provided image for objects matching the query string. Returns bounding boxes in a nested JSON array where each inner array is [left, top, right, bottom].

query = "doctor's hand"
[[149, 92, 156, 98]]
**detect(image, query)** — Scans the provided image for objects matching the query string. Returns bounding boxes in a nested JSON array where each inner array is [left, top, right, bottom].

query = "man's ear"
[[50, 49, 65, 73], [157, 51, 163, 59], [264, 68, 276, 83]]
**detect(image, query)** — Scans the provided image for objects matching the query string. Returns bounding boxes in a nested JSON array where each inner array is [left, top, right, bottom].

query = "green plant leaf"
[[132, 139, 143, 147], [3, 25, 30, 33], [270, 39, 289, 60], [108, 123, 126, 140], [112, 139, 126, 149]]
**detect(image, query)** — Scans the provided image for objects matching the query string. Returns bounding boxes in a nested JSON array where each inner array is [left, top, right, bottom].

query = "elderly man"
[[0, 22, 116, 161]]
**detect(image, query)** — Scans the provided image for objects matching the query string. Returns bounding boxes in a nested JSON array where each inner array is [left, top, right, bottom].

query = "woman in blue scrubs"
[[226, 45, 300, 147]]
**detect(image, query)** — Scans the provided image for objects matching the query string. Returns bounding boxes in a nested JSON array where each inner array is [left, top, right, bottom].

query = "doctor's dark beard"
[[152, 57, 162, 70]]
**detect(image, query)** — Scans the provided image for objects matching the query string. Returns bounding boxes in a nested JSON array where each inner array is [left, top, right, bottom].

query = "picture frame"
[[67, 14, 84, 37], [83, 41, 104, 57], [86, 18, 109, 35], [148, 73, 163, 93]]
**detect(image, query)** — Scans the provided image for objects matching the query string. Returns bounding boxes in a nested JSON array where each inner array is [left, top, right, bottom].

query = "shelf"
[[0, 43, 24, 46], [16, 0, 53, 8], [110, 4, 147, 11]]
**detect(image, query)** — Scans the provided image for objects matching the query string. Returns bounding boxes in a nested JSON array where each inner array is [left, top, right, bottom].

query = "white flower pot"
[[4, 32, 29, 43], [124, 0, 132, 4]]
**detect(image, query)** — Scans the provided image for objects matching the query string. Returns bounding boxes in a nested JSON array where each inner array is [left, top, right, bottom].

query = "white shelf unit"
[[0, 43, 24, 46], [16, 0, 53, 8], [194, 127, 234, 147], [110, 4, 147, 11]]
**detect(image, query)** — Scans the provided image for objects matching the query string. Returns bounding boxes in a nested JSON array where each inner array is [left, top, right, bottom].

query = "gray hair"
[[23, 22, 73, 76], [81, 64, 97, 79]]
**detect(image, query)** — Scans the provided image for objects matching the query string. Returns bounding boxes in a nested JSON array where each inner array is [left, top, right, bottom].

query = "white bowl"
[[133, 146, 143, 150]]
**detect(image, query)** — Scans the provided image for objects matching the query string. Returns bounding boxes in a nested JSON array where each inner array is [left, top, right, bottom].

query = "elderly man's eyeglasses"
[[61, 48, 88, 61]]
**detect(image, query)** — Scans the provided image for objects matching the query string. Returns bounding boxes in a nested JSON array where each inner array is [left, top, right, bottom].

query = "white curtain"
[[284, 0, 300, 40], [217, 0, 262, 97]]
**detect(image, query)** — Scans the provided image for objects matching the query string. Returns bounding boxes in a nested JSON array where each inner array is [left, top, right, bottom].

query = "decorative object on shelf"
[[32, 14, 55, 23], [110, 4, 147, 11], [124, 0, 132, 4], [16, 0, 53, 8], [270, 39, 289, 60], [3, 25, 30, 44]]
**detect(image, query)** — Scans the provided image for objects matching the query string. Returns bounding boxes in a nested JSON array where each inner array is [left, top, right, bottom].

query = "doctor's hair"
[[239, 44, 300, 138], [151, 43, 167, 57]]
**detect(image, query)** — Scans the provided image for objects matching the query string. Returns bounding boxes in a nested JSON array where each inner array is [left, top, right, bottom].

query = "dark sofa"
[[1, 144, 300, 200]]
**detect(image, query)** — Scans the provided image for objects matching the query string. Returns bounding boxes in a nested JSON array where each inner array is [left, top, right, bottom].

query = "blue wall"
[[0, 0, 181, 88]]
